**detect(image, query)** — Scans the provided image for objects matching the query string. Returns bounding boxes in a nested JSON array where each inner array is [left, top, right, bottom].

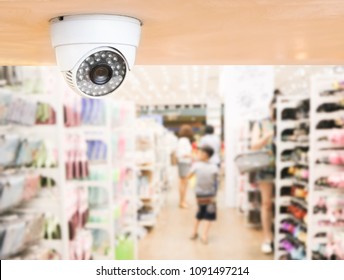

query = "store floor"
[[139, 182, 272, 260]]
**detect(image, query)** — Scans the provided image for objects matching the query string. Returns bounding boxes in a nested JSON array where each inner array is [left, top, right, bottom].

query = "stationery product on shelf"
[[0, 93, 56, 126], [0, 173, 41, 214], [86, 140, 107, 162], [9, 245, 61, 260], [64, 96, 106, 127], [0, 211, 44, 259]]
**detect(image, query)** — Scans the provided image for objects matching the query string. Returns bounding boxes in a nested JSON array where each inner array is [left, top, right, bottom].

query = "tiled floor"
[[139, 183, 273, 260]]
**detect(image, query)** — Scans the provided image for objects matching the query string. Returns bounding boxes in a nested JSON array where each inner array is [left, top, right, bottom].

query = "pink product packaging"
[[330, 130, 344, 145], [22, 174, 40, 202], [327, 173, 344, 188], [69, 230, 93, 260], [65, 135, 73, 180], [74, 97, 81, 127], [64, 94, 80, 127], [65, 134, 89, 181], [83, 231, 93, 260], [118, 136, 126, 158], [328, 152, 344, 165]]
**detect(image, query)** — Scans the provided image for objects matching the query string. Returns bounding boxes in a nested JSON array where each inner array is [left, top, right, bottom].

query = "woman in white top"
[[176, 124, 194, 208]]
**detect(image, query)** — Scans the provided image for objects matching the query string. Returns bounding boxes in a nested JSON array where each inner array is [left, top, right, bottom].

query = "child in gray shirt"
[[188, 145, 219, 244]]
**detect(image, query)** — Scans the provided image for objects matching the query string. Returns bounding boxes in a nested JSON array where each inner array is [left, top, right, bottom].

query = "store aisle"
[[139, 182, 272, 260]]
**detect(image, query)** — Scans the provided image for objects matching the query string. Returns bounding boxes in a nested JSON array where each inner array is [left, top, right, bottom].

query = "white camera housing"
[[50, 14, 142, 98]]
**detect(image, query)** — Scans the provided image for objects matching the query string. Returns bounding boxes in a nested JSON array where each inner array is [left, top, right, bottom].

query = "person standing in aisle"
[[250, 89, 281, 254], [189, 145, 218, 244], [200, 125, 221, 167], [176, 124, 194, 208]]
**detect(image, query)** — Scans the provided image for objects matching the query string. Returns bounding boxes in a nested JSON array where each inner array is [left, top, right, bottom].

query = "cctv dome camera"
[[50, 14, 142, 98]]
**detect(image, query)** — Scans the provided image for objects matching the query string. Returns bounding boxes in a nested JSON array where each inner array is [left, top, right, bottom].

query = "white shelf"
[[64, 125, 108, 134], [293, 178, 308, 188], [314, 111, 344, 123], [40, 240, 64, 254], [316, 94, 344, 104], [66, 181, 109, 188], [312, 164, 344, 177], [279, 120, 298, 131], [92, 253, 113, 260], [279, 178, 293, 186], [293, 159, 309, 166], [0, 125, 58, 137], [279, 161, 294, 170], [279, 141, 295, 150]]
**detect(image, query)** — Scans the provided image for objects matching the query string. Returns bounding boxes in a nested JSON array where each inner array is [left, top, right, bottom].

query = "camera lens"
[[76, 49, 127, 97], [90, 65, 113, 85]]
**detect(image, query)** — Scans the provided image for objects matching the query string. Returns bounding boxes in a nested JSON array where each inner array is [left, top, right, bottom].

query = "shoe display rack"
[[308, 76, 344, 260], [275, 95, 310, 260], [276, 76, 344, 260]]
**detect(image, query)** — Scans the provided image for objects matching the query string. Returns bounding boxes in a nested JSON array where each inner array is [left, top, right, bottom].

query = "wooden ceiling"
[[1, 0, 344, 65]]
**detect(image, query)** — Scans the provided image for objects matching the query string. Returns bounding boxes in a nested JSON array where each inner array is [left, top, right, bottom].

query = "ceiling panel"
[[117, 65, 340, 105], [1, 1, 344, 65], [118, 66, 221, 105]]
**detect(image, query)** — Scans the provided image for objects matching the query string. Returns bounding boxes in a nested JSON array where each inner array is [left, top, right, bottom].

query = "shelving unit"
[[111, 101, 138, 260], [0, 86, 67, 260], [0, 68, 140, 260], [275, 76, 344, 260], [135, 118, 174, 238], [308, 76, 344, 260], [275, 95, 309, 260]]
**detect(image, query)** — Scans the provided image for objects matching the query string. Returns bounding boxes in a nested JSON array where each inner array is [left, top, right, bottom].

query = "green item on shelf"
[[113, 205, 121, 219], [115, 236, 135, 260], [113, 168, 120, 182]]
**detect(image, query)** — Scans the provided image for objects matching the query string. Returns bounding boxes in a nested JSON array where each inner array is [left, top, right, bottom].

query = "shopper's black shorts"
[[196, 202, 217, 221], [255, 167, 275, 183]]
